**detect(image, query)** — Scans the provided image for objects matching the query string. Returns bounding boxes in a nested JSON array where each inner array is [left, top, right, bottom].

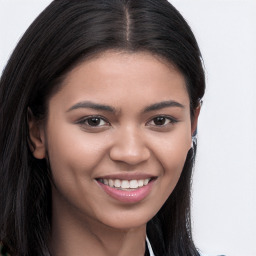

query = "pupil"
[[154, 117, 165, 125], [88, 118, 100, 126]]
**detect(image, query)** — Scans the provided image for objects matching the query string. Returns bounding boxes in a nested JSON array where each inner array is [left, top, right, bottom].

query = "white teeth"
[[143, 179, 149, 185], [114, 179, 121, 188], [130, 180, 139, 189], [109, 179, 114, 187], [100, 178, 152, 189], [138, 180, 144, 187], [121, 180, 130, 189]]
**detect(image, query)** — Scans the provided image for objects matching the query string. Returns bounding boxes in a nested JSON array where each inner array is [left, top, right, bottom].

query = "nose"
[[109, 126, 150, 166]]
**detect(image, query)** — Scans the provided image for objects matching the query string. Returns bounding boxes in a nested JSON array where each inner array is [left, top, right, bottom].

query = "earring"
[[190, 134, 197, 159], [191, 135, 197, 148]]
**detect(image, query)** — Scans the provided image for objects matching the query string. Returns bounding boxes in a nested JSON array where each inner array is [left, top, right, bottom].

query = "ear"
[[27, 108, 46, 159], [191, 105, 201, 136]]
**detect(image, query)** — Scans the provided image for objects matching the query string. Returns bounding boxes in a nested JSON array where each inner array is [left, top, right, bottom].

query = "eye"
[[86, 117, 107, 126], [77, 116, 110, 127], [147, 116, 177, 127]]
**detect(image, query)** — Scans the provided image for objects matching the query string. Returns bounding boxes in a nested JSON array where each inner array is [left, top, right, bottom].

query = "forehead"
[[49, 51, 190, 111]]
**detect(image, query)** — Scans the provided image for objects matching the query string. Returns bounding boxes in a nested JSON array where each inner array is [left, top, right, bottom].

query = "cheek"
[[45, 123, 110, 183], [150, 125, 191, 193], [45, 124, 113, 218], [153, 123, 191, 163]]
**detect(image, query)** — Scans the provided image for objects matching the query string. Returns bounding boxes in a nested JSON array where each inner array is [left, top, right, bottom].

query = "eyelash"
[[76, 115, 110, 127], [146, 115, 178, 127], [76, 115, 178, 129]]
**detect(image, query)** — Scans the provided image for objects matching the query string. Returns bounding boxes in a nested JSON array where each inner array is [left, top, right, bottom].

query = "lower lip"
[[97, 180, 155, 203]]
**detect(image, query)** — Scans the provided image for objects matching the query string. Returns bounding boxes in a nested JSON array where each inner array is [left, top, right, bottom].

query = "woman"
[[0, 0, 205, 255]]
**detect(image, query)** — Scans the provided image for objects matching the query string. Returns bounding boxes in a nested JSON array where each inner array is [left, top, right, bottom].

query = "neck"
[[50, 193, 147, 256]]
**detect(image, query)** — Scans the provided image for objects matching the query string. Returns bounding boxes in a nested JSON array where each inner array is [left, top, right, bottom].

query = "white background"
[[0, 1, 255, 256]]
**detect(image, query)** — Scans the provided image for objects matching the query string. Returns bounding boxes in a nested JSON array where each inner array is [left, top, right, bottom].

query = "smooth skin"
[[29, 51, 200, 256]]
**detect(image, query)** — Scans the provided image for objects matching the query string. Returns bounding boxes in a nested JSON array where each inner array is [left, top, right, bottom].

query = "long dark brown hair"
[[0, 0, 205, 255]]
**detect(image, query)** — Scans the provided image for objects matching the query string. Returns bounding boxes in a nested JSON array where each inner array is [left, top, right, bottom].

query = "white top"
[[145, 237, 217, 256], [146, 237, 155, 256]]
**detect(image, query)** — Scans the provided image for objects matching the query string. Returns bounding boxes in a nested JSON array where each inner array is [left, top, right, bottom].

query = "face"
[[30, 51, 197, 230]]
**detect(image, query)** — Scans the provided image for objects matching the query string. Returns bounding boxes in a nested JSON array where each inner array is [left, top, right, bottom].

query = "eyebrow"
[[67, 100, 184, 114], [143, 100, 185, 113], [67, 101, 117, 113]]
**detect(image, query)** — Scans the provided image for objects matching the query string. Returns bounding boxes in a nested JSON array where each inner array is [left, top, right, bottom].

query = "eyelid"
[[75, 114, 178, 129], [146, 115, 178, 126], [75, 115, 110, 126]]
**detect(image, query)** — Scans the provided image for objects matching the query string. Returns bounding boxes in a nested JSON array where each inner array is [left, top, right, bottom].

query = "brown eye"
[[87, 117, 102, 126], [153, 117, 167, 126], [146, 115, 178, 128], [77, 116, 109, 127]]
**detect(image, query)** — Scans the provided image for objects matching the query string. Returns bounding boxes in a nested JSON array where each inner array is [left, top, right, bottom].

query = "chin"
[[97, 209, 156, 231]]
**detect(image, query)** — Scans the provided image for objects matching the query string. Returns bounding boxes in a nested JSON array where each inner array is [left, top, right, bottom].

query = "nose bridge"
[[109, 124, 150, 165]]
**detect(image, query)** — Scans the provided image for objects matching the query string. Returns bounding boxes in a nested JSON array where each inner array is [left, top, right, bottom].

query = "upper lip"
[[96, 173, 157, 180]]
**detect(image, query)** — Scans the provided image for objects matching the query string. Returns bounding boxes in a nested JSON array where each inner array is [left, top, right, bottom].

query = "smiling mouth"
[[97, 178, 155, 190]]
